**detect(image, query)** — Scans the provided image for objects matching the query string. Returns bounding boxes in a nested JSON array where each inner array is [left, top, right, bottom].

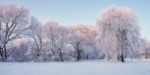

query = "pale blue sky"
[[0, 0, 150, 40]]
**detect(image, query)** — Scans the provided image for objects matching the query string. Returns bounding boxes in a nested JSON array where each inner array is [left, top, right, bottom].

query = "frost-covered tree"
[[43, 20, 70, 61], [69, 24, 101, 61], [27, 17, 44, 61], [0, 3, 29, 61], [69, 26, 85, 61], [98, 6, 142, 62]]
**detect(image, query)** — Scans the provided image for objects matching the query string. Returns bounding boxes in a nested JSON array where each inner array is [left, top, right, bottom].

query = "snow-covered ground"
[[0, 60, 150, 75]]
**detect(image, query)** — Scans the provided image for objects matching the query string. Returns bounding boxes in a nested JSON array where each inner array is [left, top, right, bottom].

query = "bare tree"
[[68, 24, 88, 61], [70, 24, 99, 60], [27, 17, 44, 61], [43, 20, 59, 61], [0, 3, 29, 61], [43, 20, 70, 61]]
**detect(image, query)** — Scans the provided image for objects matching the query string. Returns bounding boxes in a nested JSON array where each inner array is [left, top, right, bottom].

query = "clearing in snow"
[[0, 60, 150, 75]]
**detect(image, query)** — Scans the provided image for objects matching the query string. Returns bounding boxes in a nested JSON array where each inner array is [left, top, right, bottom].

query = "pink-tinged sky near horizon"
[[0, 0, 150, 40]]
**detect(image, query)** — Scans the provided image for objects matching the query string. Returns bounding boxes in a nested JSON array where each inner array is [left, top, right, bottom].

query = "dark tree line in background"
[[0, 3, 150, 62]]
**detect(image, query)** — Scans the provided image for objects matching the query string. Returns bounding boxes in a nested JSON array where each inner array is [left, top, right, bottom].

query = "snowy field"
[[0, 60, 150, 75]]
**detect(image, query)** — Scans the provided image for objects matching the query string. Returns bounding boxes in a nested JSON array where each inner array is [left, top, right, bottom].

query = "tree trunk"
[[34, 49, 40, 62], [120, 54, 125, 62], [0, 46, 4, 62], [58, 48, 64, 61], [76, 49, 81, 61], [0, 45, 7, 62], [4, 45, 7, 60], [117, 53, 125, 62]]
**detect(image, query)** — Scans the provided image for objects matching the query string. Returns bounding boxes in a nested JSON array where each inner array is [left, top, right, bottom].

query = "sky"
[[0, 0, 150, 40]]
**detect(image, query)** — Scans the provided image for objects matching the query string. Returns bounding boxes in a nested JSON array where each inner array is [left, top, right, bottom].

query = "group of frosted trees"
[[0, 3, 150, 62]]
